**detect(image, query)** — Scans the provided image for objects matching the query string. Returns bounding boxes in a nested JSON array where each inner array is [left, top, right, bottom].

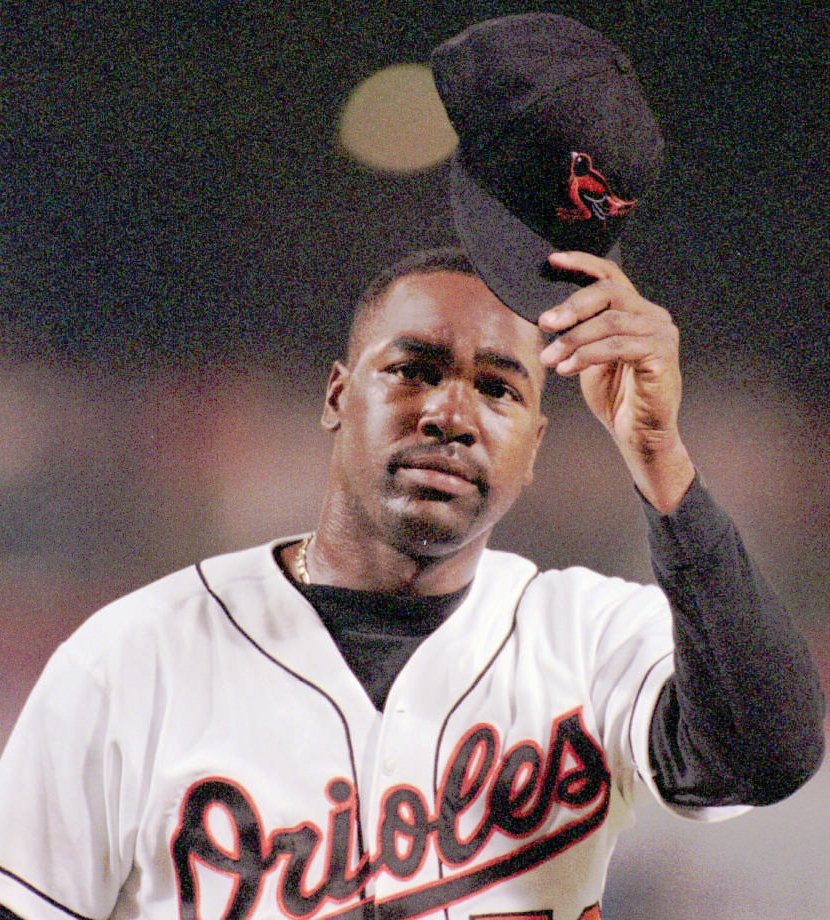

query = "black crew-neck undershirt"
[[275, 551, 470, 711]]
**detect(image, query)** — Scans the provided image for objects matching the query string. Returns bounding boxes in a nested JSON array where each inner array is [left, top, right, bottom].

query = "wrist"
[[622, 436, 695, 514]]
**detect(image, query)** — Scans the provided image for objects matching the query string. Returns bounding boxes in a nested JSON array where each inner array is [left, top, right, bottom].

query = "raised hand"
[[538, 251, 695, 512]]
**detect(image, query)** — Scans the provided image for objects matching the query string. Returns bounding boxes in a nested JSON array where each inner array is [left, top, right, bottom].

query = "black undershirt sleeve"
[[643, 474, 825, 806]]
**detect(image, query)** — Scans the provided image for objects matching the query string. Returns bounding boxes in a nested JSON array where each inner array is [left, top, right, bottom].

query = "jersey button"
[[382, 756, 397, 775]]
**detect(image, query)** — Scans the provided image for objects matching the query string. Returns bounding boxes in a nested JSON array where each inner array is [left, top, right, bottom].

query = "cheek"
[[343, 387, 415, 454], [487, 417, 542, 481]]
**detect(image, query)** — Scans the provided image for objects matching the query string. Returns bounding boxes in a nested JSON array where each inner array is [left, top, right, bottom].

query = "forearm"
[[644, 474, 825, 805]]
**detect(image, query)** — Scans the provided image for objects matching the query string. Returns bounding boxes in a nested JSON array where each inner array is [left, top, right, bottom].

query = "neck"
[[308, 495, 488, 596]]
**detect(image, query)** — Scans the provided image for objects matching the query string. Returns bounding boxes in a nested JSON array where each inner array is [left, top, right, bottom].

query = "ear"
[[521, 413, 548, 486], [321, 361, 350, 431]]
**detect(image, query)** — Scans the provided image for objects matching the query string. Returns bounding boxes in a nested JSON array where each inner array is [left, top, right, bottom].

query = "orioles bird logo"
[[555, 151, 637, 222]]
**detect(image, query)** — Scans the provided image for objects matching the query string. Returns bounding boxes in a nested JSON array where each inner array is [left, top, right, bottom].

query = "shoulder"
[[533, 563, 666, 609], [60, 540, 290, 676], [479, 547, 664, 606], [478, 548, 670, 639]]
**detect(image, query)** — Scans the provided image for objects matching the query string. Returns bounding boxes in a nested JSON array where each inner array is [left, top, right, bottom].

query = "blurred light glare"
[[338, 63, 458, 173]]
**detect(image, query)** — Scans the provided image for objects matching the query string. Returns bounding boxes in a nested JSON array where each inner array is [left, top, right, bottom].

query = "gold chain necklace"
[[295, 532, 315, 585]]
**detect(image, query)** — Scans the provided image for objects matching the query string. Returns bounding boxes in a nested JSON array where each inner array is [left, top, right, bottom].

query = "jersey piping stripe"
[[430, 568, 541, 920], [432, 569, 539, 791], [193, 561, 369, 875], [0, 867, 94, 920], [627, 648, 673, 780]]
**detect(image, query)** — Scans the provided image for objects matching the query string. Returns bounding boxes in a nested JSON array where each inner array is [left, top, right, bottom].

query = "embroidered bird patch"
[[556, 151, 637, 222]]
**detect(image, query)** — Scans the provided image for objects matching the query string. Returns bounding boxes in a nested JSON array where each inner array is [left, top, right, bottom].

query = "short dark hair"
[[346, 247, 478, 364]]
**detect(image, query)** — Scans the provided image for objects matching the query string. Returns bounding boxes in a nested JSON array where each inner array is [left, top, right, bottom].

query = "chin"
[[381, 499, 485, 558]]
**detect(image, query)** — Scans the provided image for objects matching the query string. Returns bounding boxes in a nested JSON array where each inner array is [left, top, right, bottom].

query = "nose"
[[417, 379, 478, 446]]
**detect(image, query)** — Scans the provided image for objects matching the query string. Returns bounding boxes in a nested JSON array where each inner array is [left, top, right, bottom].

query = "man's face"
[[323, 271, 548, 557]]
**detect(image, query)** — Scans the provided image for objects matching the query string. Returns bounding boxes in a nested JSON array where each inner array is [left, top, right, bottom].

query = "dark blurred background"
[[1, 1, 828, 915]]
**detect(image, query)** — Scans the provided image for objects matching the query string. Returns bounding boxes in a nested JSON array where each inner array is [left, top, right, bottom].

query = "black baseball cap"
[[431, 13, 664, 322]]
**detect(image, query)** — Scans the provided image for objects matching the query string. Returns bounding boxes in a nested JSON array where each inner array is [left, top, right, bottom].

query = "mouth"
[[389, 452, 485, 499]]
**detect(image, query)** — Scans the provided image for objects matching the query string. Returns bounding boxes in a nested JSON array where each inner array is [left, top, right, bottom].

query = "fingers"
[[538, 252, 638, 333], [548, 250, 637, 292], [537, 252, 677, 374], [541, 311, 676, 375]]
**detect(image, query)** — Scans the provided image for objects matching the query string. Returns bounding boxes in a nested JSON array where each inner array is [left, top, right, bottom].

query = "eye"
[[388, 362, 442, 386], [477, 376, 522, 402]]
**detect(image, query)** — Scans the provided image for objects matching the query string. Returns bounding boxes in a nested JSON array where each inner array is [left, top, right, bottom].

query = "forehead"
[[359, 271, 544, 372]]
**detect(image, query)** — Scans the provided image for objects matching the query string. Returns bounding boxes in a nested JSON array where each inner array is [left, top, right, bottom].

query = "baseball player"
[[0, 14, 824, 920]]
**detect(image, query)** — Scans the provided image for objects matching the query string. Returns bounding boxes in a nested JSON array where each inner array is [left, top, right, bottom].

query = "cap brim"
[[449, 155, 621, 323]]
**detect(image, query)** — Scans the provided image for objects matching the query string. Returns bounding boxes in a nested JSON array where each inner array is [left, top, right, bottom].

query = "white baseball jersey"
[[0, 538, 737, 919]]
